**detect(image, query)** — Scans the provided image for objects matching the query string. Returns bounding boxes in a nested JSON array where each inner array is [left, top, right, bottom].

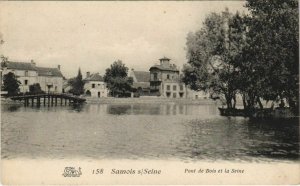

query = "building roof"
[[1, 61, 36, 71], [149, 64, 179, 72], [133, 82, 150, 89], [132, 71, 150, 82], [84, 73, 104, 82], [36, 67, 64, 77], [1, 61, 64, 77], [159, 57, 171, 61]]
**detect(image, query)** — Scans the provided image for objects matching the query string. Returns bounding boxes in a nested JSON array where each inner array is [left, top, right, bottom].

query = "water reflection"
[[1, 103, 299, 161], [70, 104, 85, 112], [245, 118, 299, 160], [178, 117, 299, 161], [1, 104, 23, 112], [105, 103, 217, 116]]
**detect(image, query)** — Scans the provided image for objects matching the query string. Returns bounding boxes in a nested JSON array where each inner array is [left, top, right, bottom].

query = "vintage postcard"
[[0, 1, 299, 185]]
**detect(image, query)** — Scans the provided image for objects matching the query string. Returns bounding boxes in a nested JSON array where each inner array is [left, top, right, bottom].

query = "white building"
[[36, 66, 64, 93], [83, 72, 108, 98], [186, 88, 209, 99], [1, 60, 64, 93]]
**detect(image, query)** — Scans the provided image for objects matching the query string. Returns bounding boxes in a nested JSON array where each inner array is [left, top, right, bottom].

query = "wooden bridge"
[[8, 93, 86, 107]]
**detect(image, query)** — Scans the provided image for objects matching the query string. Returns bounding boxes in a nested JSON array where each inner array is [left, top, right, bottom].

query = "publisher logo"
[[62, 167, 82, 177]]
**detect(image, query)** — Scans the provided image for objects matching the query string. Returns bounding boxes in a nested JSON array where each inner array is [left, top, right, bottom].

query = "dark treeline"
[[182, 0, 299, 114], [103, 60, 133, 98], [68, 68, 85, 96]]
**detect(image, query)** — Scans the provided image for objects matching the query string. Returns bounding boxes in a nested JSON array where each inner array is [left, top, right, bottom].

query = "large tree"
[[104, 60, 133, 97], [183, 2, 298, 113], [69, 68, 85, 96], [2, 72, 20, 96], [242, 0, 299, 112], [183, 9, 247, 109]]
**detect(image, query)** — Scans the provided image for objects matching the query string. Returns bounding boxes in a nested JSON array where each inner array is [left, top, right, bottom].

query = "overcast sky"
[[0, 1, 246, 78]]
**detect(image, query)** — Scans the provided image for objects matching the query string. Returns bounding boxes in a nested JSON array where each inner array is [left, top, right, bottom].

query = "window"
[[167, 74, 170, 79], [173, 93, 176, 98], [180, 85, 184, 91], [166, 92, 171, 98], [166, 85, 170, 90], [179, 93, 184, 98], [25, 71, 28, 76], [173, 85, 177, 91], [153, 73, 158, 81], [24, 80, 28, 85], [92, 84, 95, 88]]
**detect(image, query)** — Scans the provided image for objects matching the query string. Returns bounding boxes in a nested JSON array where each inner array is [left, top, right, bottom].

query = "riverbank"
[[0, 98, 23, 105], [0, 97, 219, 106], [85, 96, 218, 105]]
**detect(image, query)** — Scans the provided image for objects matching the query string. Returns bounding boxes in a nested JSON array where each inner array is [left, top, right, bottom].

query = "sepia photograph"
[[0, 0, 299, 185]]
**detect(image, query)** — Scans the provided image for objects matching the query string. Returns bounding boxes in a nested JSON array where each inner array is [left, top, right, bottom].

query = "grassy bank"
[[0, 98, 23, 105]]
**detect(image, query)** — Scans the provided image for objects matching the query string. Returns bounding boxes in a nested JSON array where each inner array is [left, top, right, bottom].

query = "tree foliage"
[[2, 72, 20, 96], [69, 68, 85, 96], [29, 83, 44, 94], [104, 60, 133, 97], [183, 1, 299, 113], [243, 0, 299, 112], [183, 9, 246, 108]]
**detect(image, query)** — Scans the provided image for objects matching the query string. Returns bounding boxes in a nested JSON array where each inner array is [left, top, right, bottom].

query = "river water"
[[1, 103, 299, 162]]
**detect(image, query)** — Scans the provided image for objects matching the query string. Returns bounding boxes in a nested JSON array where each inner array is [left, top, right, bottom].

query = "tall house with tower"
[[149, 57, 187, 98]]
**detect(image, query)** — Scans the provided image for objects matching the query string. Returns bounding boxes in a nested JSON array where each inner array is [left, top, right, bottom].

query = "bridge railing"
[[8, 93, 86, 100]]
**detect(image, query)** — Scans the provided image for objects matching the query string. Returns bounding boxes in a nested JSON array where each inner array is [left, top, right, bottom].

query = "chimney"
[[86, 71, 90, 78], [57, 65, 61, 70], [30, 59, 36, 67]]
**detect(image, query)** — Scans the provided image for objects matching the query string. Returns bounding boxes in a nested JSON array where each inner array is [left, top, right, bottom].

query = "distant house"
[[149, 57, 187, 98], [129, 69, 150, 96], [186, 89, 209, 99], [1, 59, 64, 93], [83, 72, 108, 98], [36, 66, 64, 93]]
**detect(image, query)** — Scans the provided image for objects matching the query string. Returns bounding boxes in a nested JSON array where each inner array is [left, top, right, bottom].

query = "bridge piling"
[[51, 96, 53, 106], [9, 93, 86, 107], [37, 97, 40, 107]]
